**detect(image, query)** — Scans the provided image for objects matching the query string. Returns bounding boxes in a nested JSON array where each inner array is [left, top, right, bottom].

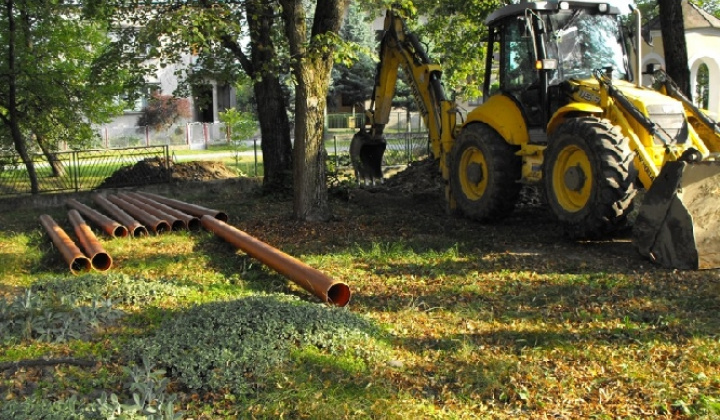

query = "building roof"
[[647, 0, 720, 31]]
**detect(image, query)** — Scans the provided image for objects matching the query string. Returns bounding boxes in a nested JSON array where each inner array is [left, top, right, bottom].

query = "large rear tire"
[[543, 117, 637, 238], [450, 123, 522, 221]]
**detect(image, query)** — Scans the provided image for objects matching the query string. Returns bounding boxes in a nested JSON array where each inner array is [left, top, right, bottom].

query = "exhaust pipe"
[[92, 194, 149, 237], [138, 192, 228, 222], [201, 216, 351, 307], [67, 209, 113, 272], [125, 192, 201, 230], [116, 193, 186, 231], [39, 214, 92, 274], [66, 198, 129, 238], [107, 195, 171, 234]]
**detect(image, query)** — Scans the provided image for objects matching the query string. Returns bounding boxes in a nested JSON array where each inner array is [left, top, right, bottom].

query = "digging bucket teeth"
[[633, 160, 720, 269], [349, 130, 386, 185]]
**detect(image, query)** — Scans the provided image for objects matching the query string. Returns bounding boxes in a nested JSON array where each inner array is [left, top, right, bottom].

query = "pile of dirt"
[[371, 157, 543, 209], [383, 158, 444, 197], [98, 158, 237, 189], [170, 161, 238, 181]]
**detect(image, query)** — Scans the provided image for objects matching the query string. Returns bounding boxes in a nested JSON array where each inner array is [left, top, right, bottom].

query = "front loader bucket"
[[350, 131, 386, 185], [633, 161, 720, 269]]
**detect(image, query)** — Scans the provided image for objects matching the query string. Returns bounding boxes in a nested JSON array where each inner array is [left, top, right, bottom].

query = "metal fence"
[[95, 123, 230, 150], [325, 112, 428, 133], [0, 131, 431, 196], [0, 146, 170, 196], [87, 112, 428, 151]]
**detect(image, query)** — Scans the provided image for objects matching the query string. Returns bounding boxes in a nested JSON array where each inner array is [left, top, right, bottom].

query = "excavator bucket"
[[349, 130, 386, 185], [633, 160, 720, 269]]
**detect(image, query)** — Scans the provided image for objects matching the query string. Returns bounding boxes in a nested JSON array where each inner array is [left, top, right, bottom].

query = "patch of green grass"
[[2, 181, 720, 419]]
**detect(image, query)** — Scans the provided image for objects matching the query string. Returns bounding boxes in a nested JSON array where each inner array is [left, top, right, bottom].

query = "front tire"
[[543, 117, 637, 238], [450, 123, 522, 221]]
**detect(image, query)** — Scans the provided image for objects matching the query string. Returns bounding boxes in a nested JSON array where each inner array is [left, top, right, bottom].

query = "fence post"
[[145, 126, 150, 146], [164, 145, 171, 181], [72, 150, 80, 192], [253, 137, 258, 176], [104, 127, 109, 149], [185, 123, 190, 146], [203, 123, 209, 148], [333, 135, 338, 172]]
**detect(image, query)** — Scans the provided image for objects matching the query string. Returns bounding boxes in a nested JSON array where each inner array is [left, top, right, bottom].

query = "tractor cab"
[[483, 1, 629, 130]]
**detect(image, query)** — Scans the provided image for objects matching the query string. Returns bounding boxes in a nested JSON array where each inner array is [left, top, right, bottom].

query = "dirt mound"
[[170, 161, 238, 181], [98, 158, 237, 189], [383, 158, 444, 196], [372, 157, 542, 208], [348, 158, 544, 210]]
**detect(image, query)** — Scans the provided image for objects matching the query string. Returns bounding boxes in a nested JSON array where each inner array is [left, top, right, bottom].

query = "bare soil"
[[98, 158, 238, 189]]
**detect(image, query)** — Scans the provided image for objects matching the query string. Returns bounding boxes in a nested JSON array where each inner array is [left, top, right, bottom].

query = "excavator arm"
[[351, 8, 457, 185]]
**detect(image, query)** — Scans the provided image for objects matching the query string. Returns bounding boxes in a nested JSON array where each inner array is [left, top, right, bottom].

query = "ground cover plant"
[[1, 161, 719, 419]]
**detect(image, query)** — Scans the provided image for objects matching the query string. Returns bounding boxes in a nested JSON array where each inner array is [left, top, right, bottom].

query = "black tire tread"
[[543, 117, 637, 238], [450, 123, 522, 221]]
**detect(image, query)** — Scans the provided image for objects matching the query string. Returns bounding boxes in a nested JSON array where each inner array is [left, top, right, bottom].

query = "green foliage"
[[91, 357, 182, 420], [0, 2, 135, 152], [31, 273, 193, 306], [218, 108, 258, 143], [329, 2, 377, 111], [0, 359, 182, 419], [0, 289, 122, 344], [0, 396, 88, 420], [124, 295, 382, 395]]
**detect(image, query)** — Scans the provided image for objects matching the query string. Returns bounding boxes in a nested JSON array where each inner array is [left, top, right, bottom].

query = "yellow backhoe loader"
[[351, 1, 720, 269]]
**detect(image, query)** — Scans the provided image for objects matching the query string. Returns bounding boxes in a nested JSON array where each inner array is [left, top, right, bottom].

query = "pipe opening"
[[113, 226, 130, 238], [154, 221, 171, 234], [171, 220, 187, 231], [91, 253, 113, 272], [215, 212, 229, 222], [70, 257, 92, 274], [133, 226, 149, 237], [187, 218, 202, 231], [327, 283, 351, 307]]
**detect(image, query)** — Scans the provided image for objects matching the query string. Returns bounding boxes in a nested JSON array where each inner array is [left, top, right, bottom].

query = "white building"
[[642, 0, 720, 117]]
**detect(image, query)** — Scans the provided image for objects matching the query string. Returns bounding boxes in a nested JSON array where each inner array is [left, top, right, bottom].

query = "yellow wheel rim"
[[552, 144, 593, 212], [458, 146, 488, 200]]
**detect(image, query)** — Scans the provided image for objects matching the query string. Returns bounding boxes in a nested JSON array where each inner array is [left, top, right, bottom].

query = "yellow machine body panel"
[[465, 95, 528, 146]]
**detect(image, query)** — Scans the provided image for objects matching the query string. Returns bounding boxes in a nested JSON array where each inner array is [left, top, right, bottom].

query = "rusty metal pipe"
[[116, 193, 186, 231], [107, 195, 171, 234], [138, 192, 228, 222], [125, 192, 201, 231], [66, 198, 129, 238], [67, 209, 113, 272], [201, 216, 351, 307], [92, 194, 149, 237], [39, 214, 92, 275]]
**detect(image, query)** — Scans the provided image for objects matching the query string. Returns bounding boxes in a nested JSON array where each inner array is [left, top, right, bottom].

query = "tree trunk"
[[36, 133, 65, 177], [245, 0, 293, 191], [253, 74, 293, 190], [280, 0, 350, 222], [658, 0, 692, 98], [5, 0, 38, 193]]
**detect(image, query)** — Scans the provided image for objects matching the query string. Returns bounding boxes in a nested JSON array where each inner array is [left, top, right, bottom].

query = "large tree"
[[0, 1, 130, 193], [102, 0, 294, 191], [657, 0, 692, 97], [279, 0, 351, 221]]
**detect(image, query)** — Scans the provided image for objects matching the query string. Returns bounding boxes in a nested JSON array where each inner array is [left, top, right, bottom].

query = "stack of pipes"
[[39, 191, 350, 306]]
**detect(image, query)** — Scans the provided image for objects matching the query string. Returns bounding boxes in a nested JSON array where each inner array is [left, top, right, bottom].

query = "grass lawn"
[[0, 176, 719, 419]]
